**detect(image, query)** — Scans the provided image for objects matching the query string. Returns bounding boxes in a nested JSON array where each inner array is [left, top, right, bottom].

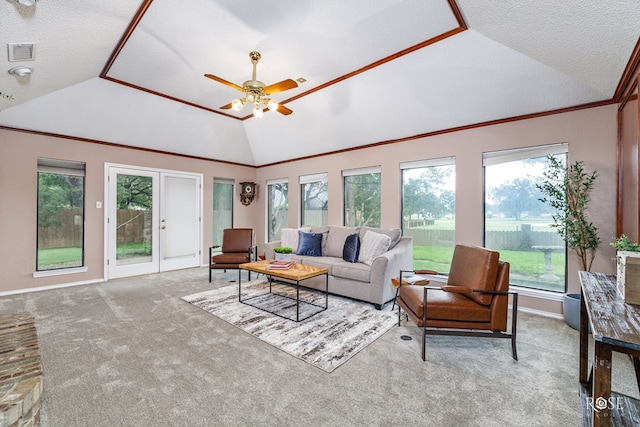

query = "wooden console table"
[[578, 271, 640, 426]]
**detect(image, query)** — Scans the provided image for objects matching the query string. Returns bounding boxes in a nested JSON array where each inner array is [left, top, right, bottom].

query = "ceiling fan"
[[204, 51, 298, 117]]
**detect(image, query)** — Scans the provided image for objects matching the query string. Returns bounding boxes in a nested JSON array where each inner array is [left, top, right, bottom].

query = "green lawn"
[[37, 247, 82, 269], [413, 244, 566, 291], [38, 242, 152, 270]]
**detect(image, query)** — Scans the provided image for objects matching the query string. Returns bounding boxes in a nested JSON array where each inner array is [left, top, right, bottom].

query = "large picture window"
[[267, 179, 288, 242], [213, 178, 234, 246], [300, 173, 328, 227], [37, 158, 85, 271], [343, 167, 381, 228], [401, 157, 455, 272], [483, 144, 568, 292]]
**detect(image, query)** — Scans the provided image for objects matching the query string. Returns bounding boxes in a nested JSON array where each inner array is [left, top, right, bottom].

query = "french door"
[[107, 166, 202, 279]]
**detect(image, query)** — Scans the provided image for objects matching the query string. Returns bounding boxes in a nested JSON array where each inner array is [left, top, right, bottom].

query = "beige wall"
[[256, 104, 619, 314], [0, 104, 620, 315], [0, 129, 257, 292]]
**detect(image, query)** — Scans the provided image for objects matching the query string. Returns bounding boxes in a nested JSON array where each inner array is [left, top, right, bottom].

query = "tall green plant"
[[537, 156, 600, 271]]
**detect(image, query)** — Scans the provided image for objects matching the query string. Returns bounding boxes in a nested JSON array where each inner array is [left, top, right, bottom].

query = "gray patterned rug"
[[182, 280, 397, 372]]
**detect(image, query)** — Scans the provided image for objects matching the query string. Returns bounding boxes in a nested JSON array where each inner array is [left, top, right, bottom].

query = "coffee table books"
[[266, 260, 294, 270]]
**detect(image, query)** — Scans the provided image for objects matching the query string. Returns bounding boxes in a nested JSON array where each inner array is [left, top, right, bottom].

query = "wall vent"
[[7, 43, 36, 62]]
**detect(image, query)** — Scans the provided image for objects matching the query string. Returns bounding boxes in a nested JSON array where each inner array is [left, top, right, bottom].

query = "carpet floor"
[[182, 280, 397, 372], [0, 267, 638, 426]]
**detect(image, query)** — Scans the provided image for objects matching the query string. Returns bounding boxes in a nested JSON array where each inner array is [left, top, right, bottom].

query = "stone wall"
[[0, 314, 43, 427]]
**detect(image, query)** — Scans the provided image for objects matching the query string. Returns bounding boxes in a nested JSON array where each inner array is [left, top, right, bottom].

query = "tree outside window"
[[483, 145, 567, 292], [301, 175, 328, 226], [343, 170, 380, 228], [37, 159, 85, 271], [401, 160, 455, 272], [268, 181, 288, 242], [213, 179, 234, 246]]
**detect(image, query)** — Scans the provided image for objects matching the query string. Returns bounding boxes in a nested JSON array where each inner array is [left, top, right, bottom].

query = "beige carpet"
[[1, 267, 638, 426], [182, 280, 397, 372]]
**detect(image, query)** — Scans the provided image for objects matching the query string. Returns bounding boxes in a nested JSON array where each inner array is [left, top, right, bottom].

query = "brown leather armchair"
[[209, 228, 257, 282], [397, 244, 518, 361]]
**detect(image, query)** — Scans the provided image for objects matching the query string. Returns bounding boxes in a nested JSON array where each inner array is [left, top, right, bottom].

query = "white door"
[[159, 173, 200, 271], [107, 166, 201, 279]]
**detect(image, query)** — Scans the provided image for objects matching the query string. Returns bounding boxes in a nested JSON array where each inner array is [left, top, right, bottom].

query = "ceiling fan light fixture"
[[253, 103, 263, 118], [205, 51, 297, 118], [267, 99, 278, 111], [16, 0, 37, 6], [231, 98, 243, 111]]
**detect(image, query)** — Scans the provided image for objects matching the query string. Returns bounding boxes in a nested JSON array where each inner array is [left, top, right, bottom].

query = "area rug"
[[182, 281, 397, 372]]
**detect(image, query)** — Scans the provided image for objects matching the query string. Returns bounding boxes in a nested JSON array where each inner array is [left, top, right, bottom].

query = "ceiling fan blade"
[[276, 104, 293, 115], [220, 103, 233, 110], [204, 74, 244, 92], [264, 79, 298, 95]]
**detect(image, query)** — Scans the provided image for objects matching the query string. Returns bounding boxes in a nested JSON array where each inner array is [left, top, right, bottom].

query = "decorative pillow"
[[280, 227, 311, 252], [342, 233, 360, 263], [325, 226, 359, 257], [359, 227, 402, 249], [358, 231, 392, 265], [296, 231, 323, 256]]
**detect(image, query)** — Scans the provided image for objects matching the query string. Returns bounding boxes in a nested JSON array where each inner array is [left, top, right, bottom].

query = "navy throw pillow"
[[296, 231, 323, 256], [342, 233, 360, 263]]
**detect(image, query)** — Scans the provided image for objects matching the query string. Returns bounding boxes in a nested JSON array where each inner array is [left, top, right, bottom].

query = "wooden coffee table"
[[239, 260, 329, 322]]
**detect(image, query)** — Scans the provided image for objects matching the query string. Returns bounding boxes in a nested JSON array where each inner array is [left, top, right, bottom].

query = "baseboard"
[[517, 305, 564, 320], [0, 278, 106, 297]]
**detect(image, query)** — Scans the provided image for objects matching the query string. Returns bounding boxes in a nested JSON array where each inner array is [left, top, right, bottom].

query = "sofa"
[[264, 225, 413, 309]]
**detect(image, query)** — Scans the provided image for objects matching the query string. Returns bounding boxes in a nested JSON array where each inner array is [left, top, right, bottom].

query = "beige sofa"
[[264, 226, 413, 309]]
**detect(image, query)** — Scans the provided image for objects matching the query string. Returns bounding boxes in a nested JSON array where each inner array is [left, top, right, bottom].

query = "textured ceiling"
[[0, 0, 638, 166]]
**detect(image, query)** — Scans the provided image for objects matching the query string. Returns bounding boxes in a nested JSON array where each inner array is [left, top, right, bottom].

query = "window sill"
[[509, 285, 564, 301], [33, 267, 88, 278]]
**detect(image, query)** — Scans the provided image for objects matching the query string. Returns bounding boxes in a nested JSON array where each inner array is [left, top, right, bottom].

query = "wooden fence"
[[41, 208, 564, 251], [38, 209, 151, 248], [405, 228, 563, 250], [37, 208, 82, 248]]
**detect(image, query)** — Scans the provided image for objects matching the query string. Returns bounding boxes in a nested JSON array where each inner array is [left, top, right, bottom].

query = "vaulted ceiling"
[[1, 0, 638, 166]]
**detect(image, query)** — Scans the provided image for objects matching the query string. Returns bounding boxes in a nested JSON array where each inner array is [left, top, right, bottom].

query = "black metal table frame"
[[238, 269, 329, 322]]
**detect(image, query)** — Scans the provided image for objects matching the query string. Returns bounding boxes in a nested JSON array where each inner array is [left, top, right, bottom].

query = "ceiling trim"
[[100, 75, 242, 120], [614, 36, 640, 107], [0, 97, 615, 170], [98, 0, 466, 121], [246, 27, 467, 121], [256, 98, 615, 168], [448, 0, 468, 29], [0, 125, 256, 168], [100, 0, 155, 77]]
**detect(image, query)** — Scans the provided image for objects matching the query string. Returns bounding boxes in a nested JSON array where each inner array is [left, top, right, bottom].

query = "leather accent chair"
[[209, 228, 257, 282], [397, 244, 518, 361], [391, 269, 435, 310]]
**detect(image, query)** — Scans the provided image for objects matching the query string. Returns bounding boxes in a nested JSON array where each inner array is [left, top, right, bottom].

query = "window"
[[300, 173, 328, 227], [37, 158, 85, 271], [483, 144, 568, 292], [267, 179, 288, 242], [343, 167, 381, 227], [401, 157, 455, 272], [213, 178, 234, 246]]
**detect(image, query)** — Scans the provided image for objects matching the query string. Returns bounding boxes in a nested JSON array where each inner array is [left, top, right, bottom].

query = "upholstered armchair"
[[396, 244, 518, 361], [209, 228, 257, 282]]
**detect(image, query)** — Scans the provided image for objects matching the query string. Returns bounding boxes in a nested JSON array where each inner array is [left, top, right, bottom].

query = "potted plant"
[[611, 234, 640, 304], [537, 156, 600, 329], [273, 246, 293, 262]]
